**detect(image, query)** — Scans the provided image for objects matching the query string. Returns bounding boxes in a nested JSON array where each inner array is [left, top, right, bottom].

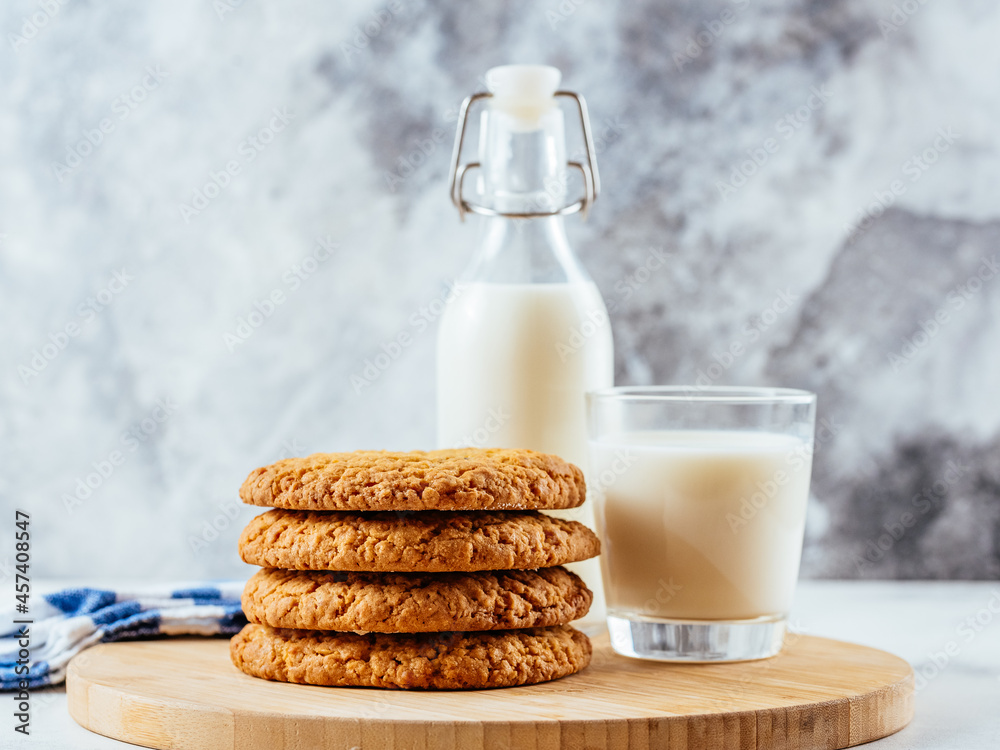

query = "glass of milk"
[[587, 386, 816, 661]]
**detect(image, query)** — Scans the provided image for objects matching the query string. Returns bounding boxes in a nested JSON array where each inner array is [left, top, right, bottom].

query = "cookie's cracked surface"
[[242, 566, 592, 632], [240, 448, 586, 511], [238, 509, 601, 572], [230, 623, 592, 689]]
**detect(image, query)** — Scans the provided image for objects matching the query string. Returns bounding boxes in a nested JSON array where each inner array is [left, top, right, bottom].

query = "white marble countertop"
[[17, 580, 1000, 749]]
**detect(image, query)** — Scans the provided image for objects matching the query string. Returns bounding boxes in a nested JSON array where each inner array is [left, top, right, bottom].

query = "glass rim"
[[586, 386, 816, 405]]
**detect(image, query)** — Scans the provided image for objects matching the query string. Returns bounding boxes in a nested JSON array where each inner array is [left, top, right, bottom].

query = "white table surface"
[[16, 580, 1000, 749]]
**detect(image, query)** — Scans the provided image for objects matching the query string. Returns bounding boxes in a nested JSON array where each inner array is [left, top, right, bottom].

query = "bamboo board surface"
[[67, 631, 913, 749]]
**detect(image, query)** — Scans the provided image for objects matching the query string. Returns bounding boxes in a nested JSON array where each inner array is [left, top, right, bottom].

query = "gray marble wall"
[[2, 0, 998, 581]]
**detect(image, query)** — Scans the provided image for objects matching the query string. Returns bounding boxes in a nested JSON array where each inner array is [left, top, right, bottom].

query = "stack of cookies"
[[229, 448, 601, 690]]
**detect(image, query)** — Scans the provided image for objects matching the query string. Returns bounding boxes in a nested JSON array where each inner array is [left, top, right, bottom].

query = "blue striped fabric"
[[0, 582, 246, 689]]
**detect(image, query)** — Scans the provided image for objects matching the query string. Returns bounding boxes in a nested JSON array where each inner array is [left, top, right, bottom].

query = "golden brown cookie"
[[230, 623, 592, 689], [242, 566, 593, 633], [239, 448, 585, 511], [238, 509, 601, 572]]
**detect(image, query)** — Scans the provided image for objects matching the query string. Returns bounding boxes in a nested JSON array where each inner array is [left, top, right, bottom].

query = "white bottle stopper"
[[485, 64, 561, 130]]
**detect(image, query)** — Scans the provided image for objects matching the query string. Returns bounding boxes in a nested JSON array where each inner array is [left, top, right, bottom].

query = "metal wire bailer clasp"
[[447, 91, 601, 222]]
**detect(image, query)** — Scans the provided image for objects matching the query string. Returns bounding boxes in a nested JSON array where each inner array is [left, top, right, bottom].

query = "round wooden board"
[[67, 631, 912, 750]]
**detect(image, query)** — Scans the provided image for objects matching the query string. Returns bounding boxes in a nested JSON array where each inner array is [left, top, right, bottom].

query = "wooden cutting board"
[[67, 631, 912, 750]]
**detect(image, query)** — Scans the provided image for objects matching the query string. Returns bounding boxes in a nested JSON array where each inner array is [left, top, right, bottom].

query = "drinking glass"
[[587, 386, 816, 662]]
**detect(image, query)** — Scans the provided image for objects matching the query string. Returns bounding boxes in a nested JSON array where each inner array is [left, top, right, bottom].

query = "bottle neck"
[[478, 105, 567, 213], [474, 214, 586, 283], [462, 105, 590, 285]]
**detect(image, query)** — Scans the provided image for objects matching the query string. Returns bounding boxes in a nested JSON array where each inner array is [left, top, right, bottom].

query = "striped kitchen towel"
[[0, 582, 246, 690]]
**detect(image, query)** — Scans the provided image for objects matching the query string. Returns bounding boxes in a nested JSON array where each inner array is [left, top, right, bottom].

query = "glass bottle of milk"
[[438, 65, 614, 624]]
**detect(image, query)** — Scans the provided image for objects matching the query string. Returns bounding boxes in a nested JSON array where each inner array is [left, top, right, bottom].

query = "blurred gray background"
[[2, 0, 998, 581]]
